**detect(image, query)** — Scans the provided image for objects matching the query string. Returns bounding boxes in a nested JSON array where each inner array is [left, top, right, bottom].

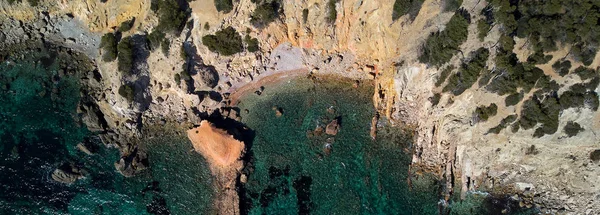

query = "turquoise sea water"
[[236, 77, 441, 215], [0, 60, 538, 214], [0, 61, 213, 214]]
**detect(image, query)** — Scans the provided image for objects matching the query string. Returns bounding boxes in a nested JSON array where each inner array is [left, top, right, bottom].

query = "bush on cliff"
[[100, 33, 118, 62], [118, 84, 135, 102], [392, 0, 425, 21], [214, 0, 233, 13], [564, 121, 584, 137], [117, 36, 134, 74], [419, 8, 470, 67], [202, 27, 242, 56], [326, 0, 338, 24], [251, 1, 281, 27], [474, 103, 497, 122]]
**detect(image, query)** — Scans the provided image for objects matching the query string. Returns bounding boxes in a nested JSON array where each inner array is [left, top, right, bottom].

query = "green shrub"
[[476, 19, 490, 41], [526, 51, 552, 65], [118, 84, 135, 102], [419, 8, 470, 67], [302, 8, 309, 24], [517, 95, 560, 137], [100, 33, 118, 62], [204, 22, 210, 30], [244, 35, 260, 52], [119, 18, 135, 32], [147, 31, 166, 51], [392, 0, 425, 21], [443, 0, 463, 12], [202, 26, 243, 56], [474, 103, 497, 122], [487, 114, 517, 134], [430, 93, 441, 106], [117, 36, 134, 74], [590, 150, 600, 162], [552, 60, 571, 76], [573, 66, 598, 81], [174, 73, 181, 86], [251, 1, 280, 27], [27, 0, 39, 6], [326, 0, 338, 24], [505, 92, 522, 107], [161, 38, 170, 56], [435, 65, 454, 87], [488, 0, 600, 67], [564, 121, 583, 137], [155, 0, 188, 33], [442, 48, 489, 95], [214, 0, 233, 13]]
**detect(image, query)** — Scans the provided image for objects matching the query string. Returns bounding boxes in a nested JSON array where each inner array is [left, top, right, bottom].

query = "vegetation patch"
[[442, 48, 489, 95], [117, 36, 134, 74], [552, 60, 571, 76], [474, 103, 498, 122], [590, 150, 600, 162], [443, 0, 462, 12], [244, 35, 260, 52], [118, 84, 135, 102], [419, 8, 470, 67], [430, 93, 441, 106], [202, 26, 243, 56], [392, 0, 425, 21], [476, 6, 493, 41], [573, 66, 598, 81], [489, 0, 600, 66], [563, 121, 583, 137], [487, 114, 517, 134], [100, 33, 118, 62], [326, 0, 338, 24], [251, 1, 281, 27], [435, 65, 454, 87], [154, 0, 188, 33], [518, 94, 560, 137], [161, 39, 170, 56], [504, 92, 523, 107], [215, 0, 234, 13], [302, 8, 309, 24], [119, 18, 135, 32]]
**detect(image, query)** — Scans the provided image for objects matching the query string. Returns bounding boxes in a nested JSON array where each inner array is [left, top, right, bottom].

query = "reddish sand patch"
[[228, 69, 309, 105], [187, 121, 245, 168]]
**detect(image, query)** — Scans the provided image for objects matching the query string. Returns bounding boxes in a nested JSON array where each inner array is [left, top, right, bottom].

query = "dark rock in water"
[[273, 106, 283, 117], [325, 119, 340, 135], [313, 126, 324, 136], [323, 143, 332, 155], [51, 164, 85, 184], [115, 148, 149, 177]]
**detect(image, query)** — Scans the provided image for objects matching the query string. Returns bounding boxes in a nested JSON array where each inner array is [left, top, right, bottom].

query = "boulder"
[[115, 148, 148, 177], [51, 164, 85, 184]]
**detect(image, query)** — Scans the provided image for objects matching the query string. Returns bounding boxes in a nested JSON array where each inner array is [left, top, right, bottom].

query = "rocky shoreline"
[[2, 0, 600, 214]]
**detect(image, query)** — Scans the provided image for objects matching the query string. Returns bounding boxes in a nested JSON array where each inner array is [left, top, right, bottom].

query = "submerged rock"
[[326, 119, 340, 135], [51, 164, 85, 184]]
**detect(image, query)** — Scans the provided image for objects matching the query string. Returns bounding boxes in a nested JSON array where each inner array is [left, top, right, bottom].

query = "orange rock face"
[[187, 120, 245, 168]]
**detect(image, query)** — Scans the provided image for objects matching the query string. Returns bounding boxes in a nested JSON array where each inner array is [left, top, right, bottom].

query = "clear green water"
[[0, 62, 213, 214], [236, 77, 441, 215], [0, 60, 539, 215]]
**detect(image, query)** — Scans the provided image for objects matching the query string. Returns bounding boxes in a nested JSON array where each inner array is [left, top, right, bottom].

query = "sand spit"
[[187, 120, 245, 168]]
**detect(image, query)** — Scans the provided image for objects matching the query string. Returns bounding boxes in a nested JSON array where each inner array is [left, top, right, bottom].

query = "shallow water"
[[236, 76, 441, 215], [0, 61, 213, 214], [0, 60, 538, 214]]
